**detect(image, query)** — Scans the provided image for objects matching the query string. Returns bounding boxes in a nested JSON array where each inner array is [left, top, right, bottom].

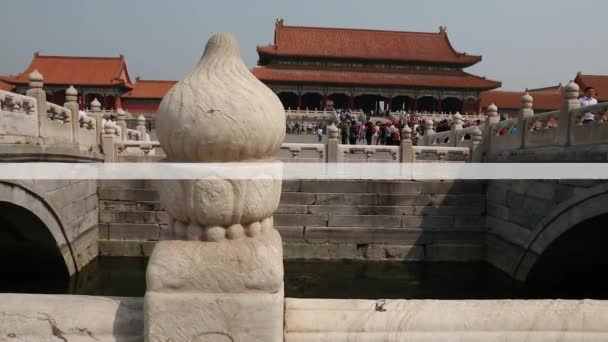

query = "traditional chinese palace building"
[[4, 32, 606, 117], [1, 53, 133, 110], [575, 72, 608, 102], [121, 78, 177, 113], [252, 20, 501, 114]]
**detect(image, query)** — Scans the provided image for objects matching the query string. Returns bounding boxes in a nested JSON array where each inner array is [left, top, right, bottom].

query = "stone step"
[[99, 223, 165, 241], [99, 240, 156, 257], [303, 227, 428, 245], [273, 213, 486, 230], [98, 188, 160, 202], [292, 180, 484, 195], [100, 200, 163, 212], [99, 210, 169, 225], [301, 227, 484, 245], [277, 204, 417, 216], [280, 192, 484, 206], [98, 238, 482, 261], [282, 242, 425, 261], [307, 205, 416, 216], [98, 179, 159, 190], [276, 204, 484, 217], [274, 214, 328, 227]]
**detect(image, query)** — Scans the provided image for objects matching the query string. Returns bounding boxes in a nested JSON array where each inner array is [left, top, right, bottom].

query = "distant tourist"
[[317, 127, 323, 142], [340, 122, 349, 144], [365, 118, 374, 145], [349, 121, 358, 145], [392, 127, 401, 145], [580, 87, 598, 124]]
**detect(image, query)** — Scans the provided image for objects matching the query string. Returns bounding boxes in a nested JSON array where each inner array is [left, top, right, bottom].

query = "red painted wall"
[[122, 99, 162, 114]]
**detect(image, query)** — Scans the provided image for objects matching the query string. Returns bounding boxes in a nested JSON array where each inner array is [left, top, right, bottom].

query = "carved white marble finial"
[[156, 33, 285, 162], [453, 112, 463, 126], [90, 98, 101, 111], [521, 92, 533, 110], [487, 103, 498, 115], [565, 81, 580, 100], [66, 85, 78, 96], [28, 69, 43, 88]]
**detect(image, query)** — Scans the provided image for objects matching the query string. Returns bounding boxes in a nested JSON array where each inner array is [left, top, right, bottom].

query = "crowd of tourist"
[[334, 114, 482, 146], [285, 88, 607, 146]]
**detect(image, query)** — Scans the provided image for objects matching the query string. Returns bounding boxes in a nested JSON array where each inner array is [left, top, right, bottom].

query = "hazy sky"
[[1, 0, 606, 90]]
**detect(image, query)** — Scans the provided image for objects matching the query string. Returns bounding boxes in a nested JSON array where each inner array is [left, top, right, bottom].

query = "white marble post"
[[136, 114, 147, 141], [423, 119, 435, 146], [326, 123, 340, 162], [450, 112, 463, 147], [64, 85, 80, 145], [25, 70, 47, 138], [116, 109, 127, 141], [518, 93, 534, 148], [145, 33, 286, 342], [101, 123, 116, 162], [400, 125, 413, 162], [89, 98, 103, 146], [471, 126, 483, 162], [559, 81, 581, 147], [483, 103, 499, 153]]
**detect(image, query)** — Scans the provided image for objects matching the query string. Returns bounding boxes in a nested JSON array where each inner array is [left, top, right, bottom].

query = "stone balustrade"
[[276, 129, 472, 163], [0, 90, 39, 139], [0, 90, 36, 115], [0, 72, 103, 153], [1, 74, 607, 166], [420, 82, 608, 159]]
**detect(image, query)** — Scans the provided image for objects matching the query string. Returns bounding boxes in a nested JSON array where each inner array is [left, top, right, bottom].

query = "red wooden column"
[[322, 95, 327, 110], [437, 98, 442, 113], [296, 94, 303, 109], [461, 98, 465, 114], [79, 92, 85, 110], [477, 99, 483, 114], [348, 96, 354, 110], [412, 97, 418, 112], [115, 95, 123, 110], [386, 97, 392, 111], [103, 96, 111, 110]]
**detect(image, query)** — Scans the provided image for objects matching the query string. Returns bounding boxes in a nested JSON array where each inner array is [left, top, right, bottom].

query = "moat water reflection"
[[4, 257, 607, 299]]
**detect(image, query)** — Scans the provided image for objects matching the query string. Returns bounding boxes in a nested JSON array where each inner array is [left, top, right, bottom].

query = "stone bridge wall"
[[0, 180, 98, 275], [486, 179, 608, 280], [97, 179, 487, 262]]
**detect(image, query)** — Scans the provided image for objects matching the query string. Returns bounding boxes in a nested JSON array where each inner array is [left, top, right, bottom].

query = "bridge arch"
[[0, 181, 76, 279], [514, 183, 608, 282]]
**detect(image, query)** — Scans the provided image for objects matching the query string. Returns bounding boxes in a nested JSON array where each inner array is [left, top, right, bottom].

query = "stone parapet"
[[0, 294, 143, 342], [285, 298, 608, 341]]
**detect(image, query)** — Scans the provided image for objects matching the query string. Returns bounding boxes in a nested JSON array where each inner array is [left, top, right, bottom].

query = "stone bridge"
[[1, 67, 608, 287], [3, 34, 608, 341]]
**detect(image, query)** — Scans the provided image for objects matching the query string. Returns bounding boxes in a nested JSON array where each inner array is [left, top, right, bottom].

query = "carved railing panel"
[[455, 126, 483, 148], [278, 143, 325, 162], [524, 111, 560, 148], [44, 102, 73, 143], [413, 146, 470, 162], [0, 90, 36, 115], [571, 103, 608, 146], [427, 131, 451, 146], [114, 140, 164, 162], [489, 118, 520, 153], [0, 91, 39, 137], [341, 145, 399, 163]]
